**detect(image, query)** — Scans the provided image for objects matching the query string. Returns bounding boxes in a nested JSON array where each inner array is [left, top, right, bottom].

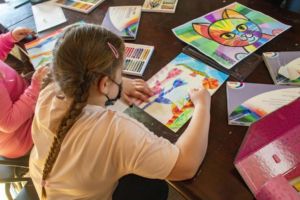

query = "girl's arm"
[[0, 66, 49, 133], [166, 86, 211, 180], [0, 27, 36, 61], [0, 77, 41, 133], [0, 31, 17, 61]]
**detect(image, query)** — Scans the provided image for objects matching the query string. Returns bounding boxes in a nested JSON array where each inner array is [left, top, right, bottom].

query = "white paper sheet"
[[32, 1, 67, 32]]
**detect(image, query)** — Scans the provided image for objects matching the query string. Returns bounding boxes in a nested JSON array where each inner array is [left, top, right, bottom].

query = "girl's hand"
[[121, 77, 154, 106], [33, 66, 50, 84], [12, 27, 36, 42], [188, 86, 211, 108]]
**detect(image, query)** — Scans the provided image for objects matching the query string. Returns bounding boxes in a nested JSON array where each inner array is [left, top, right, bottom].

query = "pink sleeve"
[[0, 78, 41, 133], [0, 31, 17, 61]]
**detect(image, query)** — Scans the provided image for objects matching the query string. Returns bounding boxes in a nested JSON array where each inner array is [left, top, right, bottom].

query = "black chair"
[[0, 156, 39, 200]]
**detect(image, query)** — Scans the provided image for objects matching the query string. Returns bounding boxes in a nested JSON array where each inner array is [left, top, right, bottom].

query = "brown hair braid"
[[40, 23, 125, 199]]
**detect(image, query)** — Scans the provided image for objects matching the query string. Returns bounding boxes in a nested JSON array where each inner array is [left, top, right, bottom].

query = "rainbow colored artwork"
[[25, 21, 85, 69], [172, 3, 291, 69], [132, 53, 229, 132], [121, 15, 139, 36], [25, 29, 62, 69]]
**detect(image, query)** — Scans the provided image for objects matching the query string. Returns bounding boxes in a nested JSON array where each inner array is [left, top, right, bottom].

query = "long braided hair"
[[40, 23, 125, 199]]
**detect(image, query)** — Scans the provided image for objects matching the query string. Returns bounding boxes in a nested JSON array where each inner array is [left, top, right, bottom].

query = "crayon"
[[132, 61, 139, 71], [137, 61, 144, 72], [143, 50, 150, 60], [133, 61, 140, 71], [125, 47, 130, 56], [127, 61, 135, 71], [141, 49, 147, 60], [132, 49, 138, 58], [140, 49, 147, 60], [133, 61, 141, 71], [126, 47, 132, 57], [135, 49, 141, 58], [137, 49, 143, 59], [125, 60, 133, 70], [136, 48, 142, 58], [128, 48, 134, 57]]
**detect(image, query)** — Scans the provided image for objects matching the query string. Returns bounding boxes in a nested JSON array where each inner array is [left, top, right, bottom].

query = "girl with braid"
[[30, 23, 211, 200]]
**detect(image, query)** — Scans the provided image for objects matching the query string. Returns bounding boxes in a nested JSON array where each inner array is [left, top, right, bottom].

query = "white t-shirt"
[[29, 82, 179, 200]]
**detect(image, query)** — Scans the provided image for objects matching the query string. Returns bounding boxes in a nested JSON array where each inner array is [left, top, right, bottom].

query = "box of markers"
[[124, 43, 154, 76], [54, 0, 104, 14]]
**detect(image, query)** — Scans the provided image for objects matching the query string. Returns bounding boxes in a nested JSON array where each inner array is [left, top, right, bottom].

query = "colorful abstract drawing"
[[25, 21, 85, 69], [132, 53, 229, 132], [172, 3, 291, 69]]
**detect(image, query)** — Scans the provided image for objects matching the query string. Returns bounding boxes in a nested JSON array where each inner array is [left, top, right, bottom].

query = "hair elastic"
[[107, 42, 119, 59], [41, 180, 46, 187]]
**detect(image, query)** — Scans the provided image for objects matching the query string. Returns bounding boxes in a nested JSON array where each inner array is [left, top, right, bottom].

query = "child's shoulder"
[[106, 110, 151, 133]]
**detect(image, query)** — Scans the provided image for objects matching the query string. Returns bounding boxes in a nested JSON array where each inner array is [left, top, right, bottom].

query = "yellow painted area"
[[30, 51, 52, 59], [244, 45, 256, 52], [178, 35, 202, 43], [213, 20, 233, 31]]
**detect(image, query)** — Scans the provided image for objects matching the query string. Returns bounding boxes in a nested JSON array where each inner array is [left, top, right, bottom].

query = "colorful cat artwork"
[[173, 3, 291, 69]]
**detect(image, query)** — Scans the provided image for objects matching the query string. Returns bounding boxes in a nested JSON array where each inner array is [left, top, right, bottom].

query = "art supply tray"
[[54, 0, 104, 14], [182, 45, 262, 82], [123, 43, 154, 76]]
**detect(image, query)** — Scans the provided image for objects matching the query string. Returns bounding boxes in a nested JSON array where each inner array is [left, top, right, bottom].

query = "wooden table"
[[1, 0, 299, 199]]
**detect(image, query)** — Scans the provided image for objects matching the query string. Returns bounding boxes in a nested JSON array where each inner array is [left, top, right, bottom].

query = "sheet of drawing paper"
[[172, 2, 291, 69], [132, 53, 229, 132], [227, 82, 300, 126], [25, 21, 85, 69], [32, 1, 67, 32]]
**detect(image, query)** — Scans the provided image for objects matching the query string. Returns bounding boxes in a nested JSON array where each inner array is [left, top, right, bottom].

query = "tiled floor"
[[167, 184, 186, 200]]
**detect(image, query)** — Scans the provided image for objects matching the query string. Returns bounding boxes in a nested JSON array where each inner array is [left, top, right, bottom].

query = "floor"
[[167, 184, 186, 200]]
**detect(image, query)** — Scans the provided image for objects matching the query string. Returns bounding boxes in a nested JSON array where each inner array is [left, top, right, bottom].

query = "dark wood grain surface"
[[1, 0, 299, 199]]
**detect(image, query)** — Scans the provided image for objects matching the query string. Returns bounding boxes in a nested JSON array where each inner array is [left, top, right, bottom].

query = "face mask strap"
[[104, 79, 123, 106]]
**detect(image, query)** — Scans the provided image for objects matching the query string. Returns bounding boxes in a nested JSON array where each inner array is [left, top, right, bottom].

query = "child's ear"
[[222, 9, 249, 20], [192, 23, 212, 39], [98, 76, 109, 95]]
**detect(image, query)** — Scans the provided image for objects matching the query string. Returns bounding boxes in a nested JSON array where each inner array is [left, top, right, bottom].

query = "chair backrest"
[[0, 155, 29, 167]]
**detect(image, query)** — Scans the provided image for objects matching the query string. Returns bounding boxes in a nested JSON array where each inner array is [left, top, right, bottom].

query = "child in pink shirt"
[[0, 27, 49, 158]]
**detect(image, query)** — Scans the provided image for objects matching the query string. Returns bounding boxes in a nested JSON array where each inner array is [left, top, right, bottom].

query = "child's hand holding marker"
[[12, 27, 36, 42], [121, 77, 154, 106]]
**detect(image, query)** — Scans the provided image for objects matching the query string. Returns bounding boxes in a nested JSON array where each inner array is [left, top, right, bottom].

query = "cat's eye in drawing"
[[221, 32, 235, 39], [237, 24, 248, 32]]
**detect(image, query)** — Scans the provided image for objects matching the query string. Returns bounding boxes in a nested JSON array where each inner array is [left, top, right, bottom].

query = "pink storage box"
[[235, 98, 300, 200]]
